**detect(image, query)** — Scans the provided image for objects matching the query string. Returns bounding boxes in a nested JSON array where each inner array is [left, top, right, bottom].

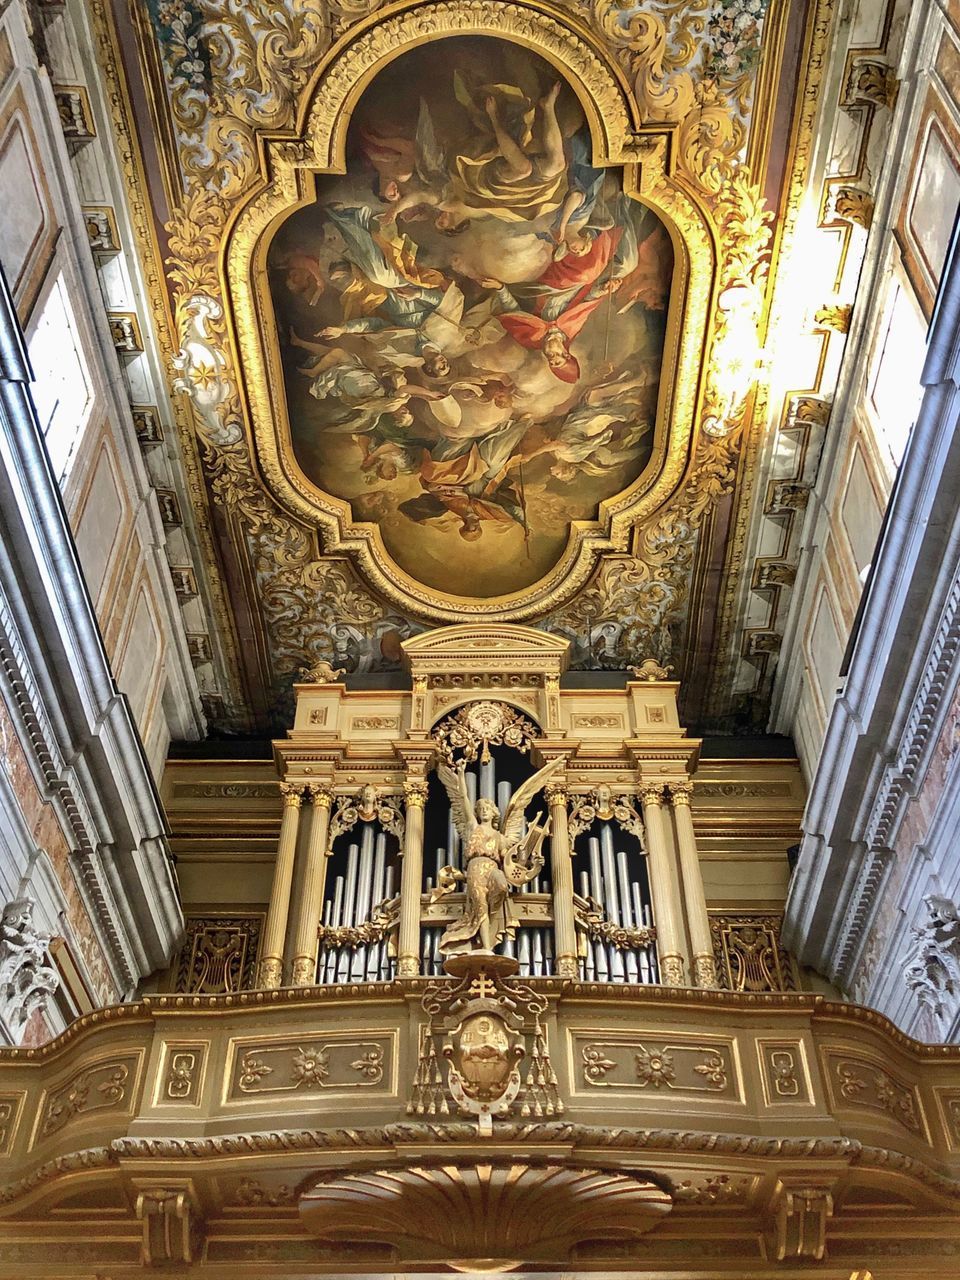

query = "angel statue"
[[434, 756, 565, 955]]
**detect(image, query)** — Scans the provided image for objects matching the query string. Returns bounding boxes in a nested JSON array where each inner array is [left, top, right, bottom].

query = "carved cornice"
[[6, 1121, 960, 1208]]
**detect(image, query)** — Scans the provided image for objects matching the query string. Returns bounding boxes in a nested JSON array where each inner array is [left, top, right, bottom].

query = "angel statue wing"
[[437, 761, 477, 845], [500, 755, 566, 848]]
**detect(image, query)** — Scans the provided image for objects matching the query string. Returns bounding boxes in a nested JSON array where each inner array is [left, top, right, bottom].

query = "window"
[[27, 273, 92, 482], [868, 274, 928, 468]]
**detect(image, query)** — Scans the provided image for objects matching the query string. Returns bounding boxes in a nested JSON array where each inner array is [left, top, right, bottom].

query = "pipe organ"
[[266, 625, 717, 990]]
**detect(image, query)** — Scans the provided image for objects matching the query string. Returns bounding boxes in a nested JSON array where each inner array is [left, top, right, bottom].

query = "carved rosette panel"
[[156, 1043, 208, 1106], [757, 1039, 813, 1106], [227, 1033, 395, 1101], [33, 1053, 141, 1146], [825, 1052, 927, 1138], [573, 1032, 739, 1100]]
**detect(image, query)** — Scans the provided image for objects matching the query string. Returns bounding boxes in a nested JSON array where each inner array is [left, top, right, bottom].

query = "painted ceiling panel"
[[94, 0, 835, 734]]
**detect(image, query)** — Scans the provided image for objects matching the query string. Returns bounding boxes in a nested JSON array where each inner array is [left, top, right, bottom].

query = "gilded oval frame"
[[222, 0, 717, 622]]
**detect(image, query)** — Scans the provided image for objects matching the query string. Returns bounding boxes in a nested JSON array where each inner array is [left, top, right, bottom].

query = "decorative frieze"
[[171, 782, 275, 800], [672, 1173, 750, 1205]]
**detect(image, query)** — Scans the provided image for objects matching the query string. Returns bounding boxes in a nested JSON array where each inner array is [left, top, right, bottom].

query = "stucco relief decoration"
[[903, 896, 960, 1028], [145, 0, 775, 707], [0, 899, 59, 1040]]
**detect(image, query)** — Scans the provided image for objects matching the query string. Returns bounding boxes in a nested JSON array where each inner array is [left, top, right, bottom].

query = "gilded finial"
[[299, 658, 345, 684], [629, 658, 674, 682]]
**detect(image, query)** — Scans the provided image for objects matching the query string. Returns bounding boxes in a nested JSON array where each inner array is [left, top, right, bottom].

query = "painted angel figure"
[[435, 756, 565, 955]]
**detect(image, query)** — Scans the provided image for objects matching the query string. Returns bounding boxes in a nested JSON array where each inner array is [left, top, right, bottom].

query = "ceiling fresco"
[[94, 0, 837, 734], [267, 39, 673, 596]]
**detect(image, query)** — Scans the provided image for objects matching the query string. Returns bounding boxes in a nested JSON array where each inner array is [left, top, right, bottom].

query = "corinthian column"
[[397, 777, 428, 977], [670, 783, 718, 988], [545, 781, 577, 978], [289, 785, 334, 987], [256, 782, 303, 989], [640, 783, 686, 987]]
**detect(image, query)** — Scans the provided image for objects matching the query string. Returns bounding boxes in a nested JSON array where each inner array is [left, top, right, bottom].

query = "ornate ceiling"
[[94, 0, 837, 735]]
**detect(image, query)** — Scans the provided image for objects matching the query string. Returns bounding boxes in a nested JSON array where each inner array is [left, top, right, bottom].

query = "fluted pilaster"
[[545, 782, 577, 978], [256, 782, 303, 989], [640, 783, 686, 987], [290, 785, 334, 987], [397, 777, 428, 977], [670, 783, 718, 988]]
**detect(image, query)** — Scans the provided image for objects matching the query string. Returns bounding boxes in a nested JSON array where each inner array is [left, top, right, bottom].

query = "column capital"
[[304, 783, 334, 808], [279, 782, 304, 808], [670, 782, 694, 807], [403, 777, 429, 808], [544, 782, 568, 805], [639, 783, 665, 807]]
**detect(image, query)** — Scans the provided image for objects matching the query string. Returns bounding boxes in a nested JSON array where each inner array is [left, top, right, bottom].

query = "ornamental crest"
[[433, 699, 538, 764], [409, 955, 562, 1135]]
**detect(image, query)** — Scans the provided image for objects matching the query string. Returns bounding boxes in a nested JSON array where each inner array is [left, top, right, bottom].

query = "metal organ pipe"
[[350, 825, 375, 979], [578, 823, 656, 985], [616, 848, 640, 982]]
